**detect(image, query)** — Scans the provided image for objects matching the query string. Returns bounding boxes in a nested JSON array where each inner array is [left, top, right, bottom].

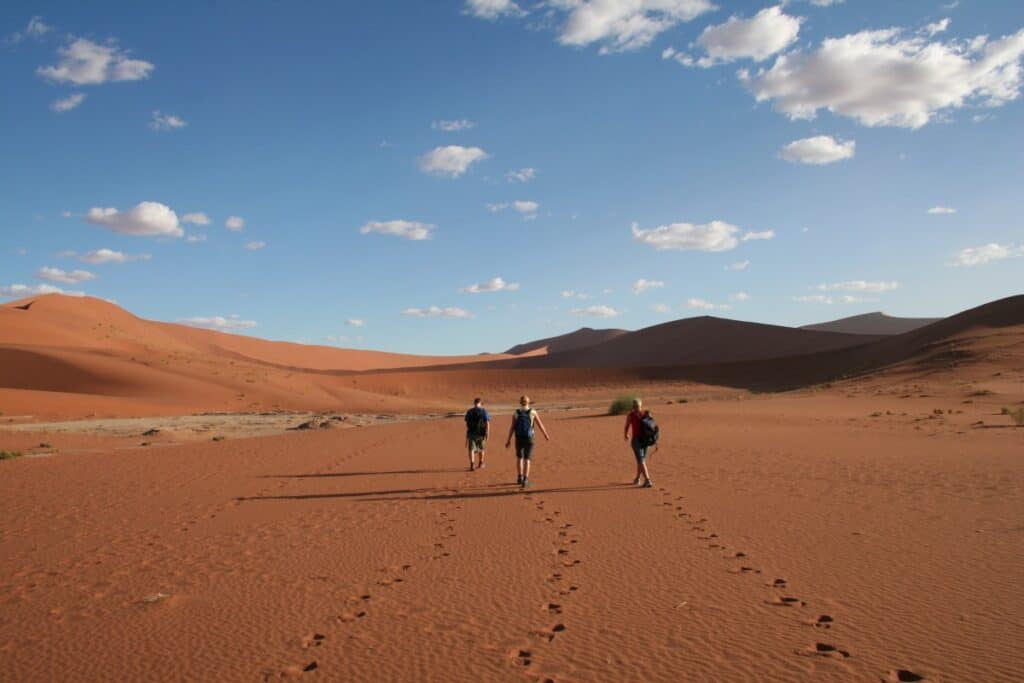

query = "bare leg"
[[524, 459, 531, 480], [641, 459, 651, 482], [478, 449, 485, 468]]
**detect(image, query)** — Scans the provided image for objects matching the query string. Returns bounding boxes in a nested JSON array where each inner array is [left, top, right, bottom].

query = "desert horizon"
[[3, 1, 1023, 681]]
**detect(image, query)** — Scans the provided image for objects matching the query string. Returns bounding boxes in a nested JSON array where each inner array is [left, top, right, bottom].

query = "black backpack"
[[466, 408, 488, 437], [514, 409, 535, 440], [639, 412, 660, 448]]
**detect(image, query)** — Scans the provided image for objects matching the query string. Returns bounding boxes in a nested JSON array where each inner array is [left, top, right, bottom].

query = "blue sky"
[[2, 0, 1022, 354]]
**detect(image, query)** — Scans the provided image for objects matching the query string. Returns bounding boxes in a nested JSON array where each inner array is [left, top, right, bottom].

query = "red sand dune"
[[504, 326, 628, 355], [800, 311, 942, 336]]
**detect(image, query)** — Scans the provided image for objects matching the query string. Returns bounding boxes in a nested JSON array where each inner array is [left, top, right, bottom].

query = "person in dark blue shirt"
[[464, 397, 491, 471]]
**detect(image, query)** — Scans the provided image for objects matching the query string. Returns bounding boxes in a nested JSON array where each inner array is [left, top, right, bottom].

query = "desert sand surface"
[[1, 387, 1022, 682], [2, 293, 1022, 681]]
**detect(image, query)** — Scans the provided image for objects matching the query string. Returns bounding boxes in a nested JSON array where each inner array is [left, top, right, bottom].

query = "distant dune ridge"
[[0, 293, 1022, 417], [801, 311, 942, 336]]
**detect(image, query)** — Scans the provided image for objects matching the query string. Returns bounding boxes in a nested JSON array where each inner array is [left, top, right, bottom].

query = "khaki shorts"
[[467, 435, 487, 453]]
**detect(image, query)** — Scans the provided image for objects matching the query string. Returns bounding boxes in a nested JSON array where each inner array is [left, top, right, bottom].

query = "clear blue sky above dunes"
[[2, 1, 1022, 353]]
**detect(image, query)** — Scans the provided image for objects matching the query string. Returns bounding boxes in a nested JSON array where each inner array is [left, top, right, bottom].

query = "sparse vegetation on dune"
[[609, 395, 637, 415], [0, 450, 23, 461], [1001, 406, 1024, 426]]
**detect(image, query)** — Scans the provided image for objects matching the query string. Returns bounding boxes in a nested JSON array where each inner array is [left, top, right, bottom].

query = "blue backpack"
[[514, 409, 535, 440]]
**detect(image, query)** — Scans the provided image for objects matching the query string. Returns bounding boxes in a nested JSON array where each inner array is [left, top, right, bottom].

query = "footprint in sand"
[[514, 649, 532, 667], [796, 642, 850, 659], [805, 614, 833, 629], [765, 596, 805, 607], [885, 670, 925, 682], [545, 603, 563, 615], [301, 633, 326, 649]]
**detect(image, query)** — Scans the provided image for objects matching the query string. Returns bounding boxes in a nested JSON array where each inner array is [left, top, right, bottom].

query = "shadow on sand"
[[257, 467, 467, 479], [237, 482, 635, 503]]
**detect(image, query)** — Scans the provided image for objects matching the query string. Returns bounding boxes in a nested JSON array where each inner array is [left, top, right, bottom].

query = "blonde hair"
[[632, 398, 642, 410], [520, 395, 531, 406]]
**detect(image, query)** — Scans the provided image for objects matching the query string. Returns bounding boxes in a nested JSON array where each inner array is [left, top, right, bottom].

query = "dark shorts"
[[467, 435, 487, 452], [515, 437, 535, 460], [631, 438, 649, 462]]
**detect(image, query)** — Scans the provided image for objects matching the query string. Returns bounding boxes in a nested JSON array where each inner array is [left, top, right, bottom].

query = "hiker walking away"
[[624, 398, 657, 488], [464, 397, 491, 472], [505, 395, 550, 488]]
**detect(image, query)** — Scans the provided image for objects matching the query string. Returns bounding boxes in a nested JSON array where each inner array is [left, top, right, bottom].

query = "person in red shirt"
[[623, 398, 653, 488]]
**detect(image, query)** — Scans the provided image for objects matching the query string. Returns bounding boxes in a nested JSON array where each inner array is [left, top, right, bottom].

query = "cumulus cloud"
[[950, 243, 1023, 266], [779, 135, 856, 165], [924, 18, 951, 37], [730, 291, 750, 302], [816, 280, 899, 292], [664, 6, 802, 68], [432, 119, 475, 131], [360, 219, 435, 241], [793, 294, 834, 304], [652, 303, 672, 314], [185, 234, 208, 244], [6, 16, 52, 44], [51, 93, 86, 112], [0, 283, 85, 299], [507, 167, 536, 183], [561, 289, 589, 300], [403, 306, 473, 319], [150, 111, 187, 131], [464, 0, 525, 20], [61, 248, 150, 264], [85, 201, 183, 238], [631, 220, 740, 252], [419, 145, 489, 177], [555, 0, 717, 53], [244, 240, 266, 251], [38, 38, 154, 85], [182, 212, 210, 225], [740, 25, 1024, 128], [37, 266, 96, 284], [687, 298, 731, 311], [462, 276, 521, 293], [487, 200, 539, 218], [726, 260, 750, 271], [345, 319, 365, 327], [927, 206, 956, 215], [178, 315, 257, 331], [225, 216, 245, 231], [741, 229, 775, 241], [570, 305, 620, 317], [632, 278, 665, 294]]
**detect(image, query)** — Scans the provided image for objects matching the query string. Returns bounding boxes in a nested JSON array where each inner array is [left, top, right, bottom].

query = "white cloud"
[[38, 38, 154, 85], [730, 291, 750, 302], [185, 234, 208, 244], [793, 294, 833, 304], [487, 200, 539, 218], [570, 305, 620, 317], [632, 278, 665, 294], [631, 220, 740, 252], [741, 230, 775, 241], [178, 315, 257, 331], [741, 26, 1024, 128], [51, 93, 86, 113], [360, 219, 435, 241], [37, 266, 96, 284], [464, 0, 525, 20], [652, 303, 672, 314], [462, 276, 521, 293], [432, 119, 475, 131], [687, 298, 731, 311], [6, 16, 52, 44], [507, 167, 536, 183], [817, 280, 899, 292], [225, 215, 245, 231], [726, 259, 750, 271], [419, 145, 489, 177], [345, 319, 365, 327], [561, 289, 589, 299], [950, 243, 1023, 267], [667, 6, 802, 68], [927, 206, 956, 215], [85, 201, 183, 238], [808, 0, 843, 6], [61, 248, 150, 264], [779, 135, 855, 165], [924, 18, 951, 37], [0, 283, 85, 299], [182, 212, 211, 225], [555, 0, 717, 53], [150, 111, 187, 131], [61, 211, 72, 218], [403, 306, 473, 318], [244, 240, 266, 251]]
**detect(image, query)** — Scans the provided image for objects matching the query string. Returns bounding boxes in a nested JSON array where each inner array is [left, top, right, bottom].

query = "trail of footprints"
[[653, 486, 926, 680], [511, 494, 581, 682], [263, 463, 471, 678]]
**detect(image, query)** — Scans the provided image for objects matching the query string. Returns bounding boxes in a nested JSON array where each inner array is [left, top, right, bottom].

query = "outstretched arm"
[[624, 414, 631, 440], [535, 415, 551, 441], [505, 417, 515, 447]]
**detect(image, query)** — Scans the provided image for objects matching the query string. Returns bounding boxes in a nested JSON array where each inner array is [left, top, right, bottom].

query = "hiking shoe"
[[517, 475, 523, 486], [478, 462, 486, 469], [633, 476, 641, 486], [521, 478, 530, 489], [469, 463, 475, 472], [642, 479, 653, 488]]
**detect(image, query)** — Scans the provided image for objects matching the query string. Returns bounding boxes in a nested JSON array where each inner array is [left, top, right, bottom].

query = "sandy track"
[[1, 395, 1021, 681]]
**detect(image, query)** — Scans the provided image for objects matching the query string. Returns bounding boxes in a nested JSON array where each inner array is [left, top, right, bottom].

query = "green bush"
[[609, 395, 637, 415], [0, 450, 23, 461], [1004, 407, 1024, 426]]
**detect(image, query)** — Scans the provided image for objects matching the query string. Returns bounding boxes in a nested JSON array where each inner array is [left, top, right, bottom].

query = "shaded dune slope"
[[504, 327, 628, 356], [801, 312, 942, 336]]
